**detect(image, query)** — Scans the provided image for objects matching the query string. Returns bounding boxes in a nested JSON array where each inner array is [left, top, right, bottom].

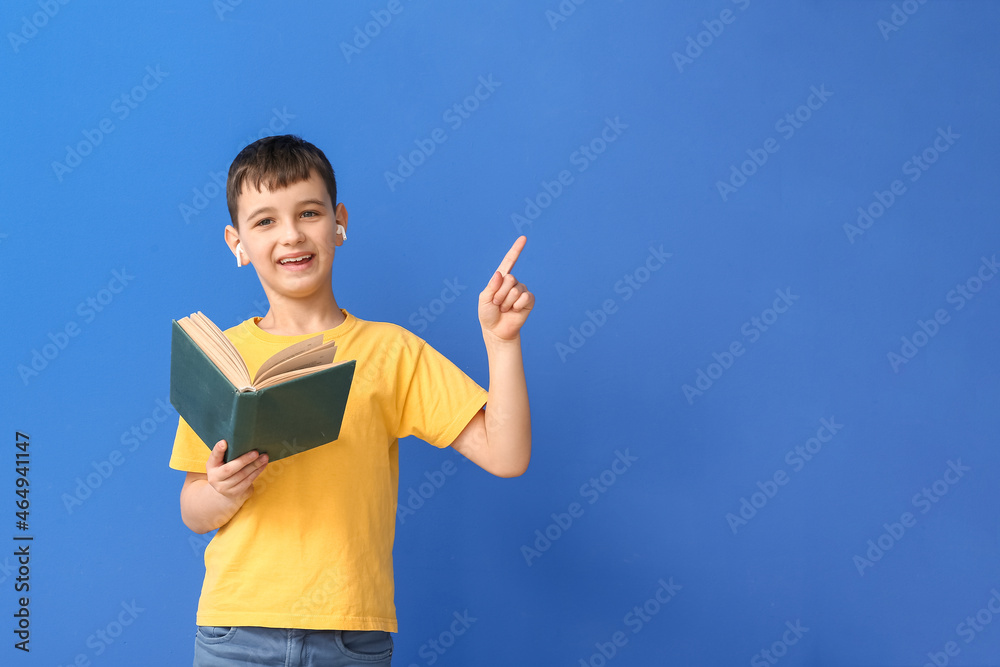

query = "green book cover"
[[169, 320, 355, 463]]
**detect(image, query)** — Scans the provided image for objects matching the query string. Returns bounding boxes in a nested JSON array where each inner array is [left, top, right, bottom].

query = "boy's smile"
[[277, 252, 315, 270], [225, 170, 347, 305]]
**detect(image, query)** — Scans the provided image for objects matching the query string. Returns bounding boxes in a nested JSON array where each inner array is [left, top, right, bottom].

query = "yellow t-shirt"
[[168, 309, 488, 632]]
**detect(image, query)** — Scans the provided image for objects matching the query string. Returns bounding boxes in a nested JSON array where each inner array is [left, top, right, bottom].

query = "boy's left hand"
[[479, 235, 534, 342]]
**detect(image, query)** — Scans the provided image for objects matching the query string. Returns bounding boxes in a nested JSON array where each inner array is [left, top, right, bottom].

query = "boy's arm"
[[451, 236, 534, 478], [179, 440, 268, 533]]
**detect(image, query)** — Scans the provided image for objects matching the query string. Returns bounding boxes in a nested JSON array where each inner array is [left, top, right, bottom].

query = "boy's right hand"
[[206, 440, 269, 504]]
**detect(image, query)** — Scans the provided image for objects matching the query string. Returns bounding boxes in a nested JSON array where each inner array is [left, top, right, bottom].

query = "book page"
[[254, 343, 339, 387], [191, 312, 249, 382], [253, 334, 325, 382], [177, 313, 251, 387], [253, 359, 351, 391], [189, 313, 248, 386], [254, 339, 338, 385]]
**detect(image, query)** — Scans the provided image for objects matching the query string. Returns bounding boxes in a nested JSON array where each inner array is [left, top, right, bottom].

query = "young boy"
[[168, 135, 533, 666]]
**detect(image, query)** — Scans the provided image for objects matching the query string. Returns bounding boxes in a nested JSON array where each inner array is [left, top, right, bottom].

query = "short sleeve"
[[395, 339, 489, 448], [168, 416, 212, 472]]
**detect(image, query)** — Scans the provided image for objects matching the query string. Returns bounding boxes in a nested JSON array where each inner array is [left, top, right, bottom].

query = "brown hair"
[[226, 135, 337, 227]]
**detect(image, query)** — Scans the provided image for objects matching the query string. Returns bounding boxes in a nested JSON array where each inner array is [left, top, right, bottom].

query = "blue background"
[[3, 1, 1000, 665]]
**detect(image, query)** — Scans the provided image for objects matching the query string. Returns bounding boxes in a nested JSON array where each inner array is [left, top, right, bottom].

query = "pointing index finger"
[[496, 236, 527, 276]]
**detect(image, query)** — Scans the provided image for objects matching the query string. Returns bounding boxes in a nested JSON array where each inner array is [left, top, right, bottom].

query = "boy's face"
[[224, 169, 347, 305]]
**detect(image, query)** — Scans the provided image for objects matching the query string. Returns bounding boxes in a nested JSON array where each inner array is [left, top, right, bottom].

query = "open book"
[[169, 312, 356, 463]]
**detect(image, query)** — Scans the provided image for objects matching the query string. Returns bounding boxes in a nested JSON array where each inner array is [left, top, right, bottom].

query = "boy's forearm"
[[482, 332, 531, 477], [180, 478, 245, 534]]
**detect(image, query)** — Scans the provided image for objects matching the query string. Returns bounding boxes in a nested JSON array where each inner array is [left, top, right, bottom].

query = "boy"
[[169, 135, 533, 666]]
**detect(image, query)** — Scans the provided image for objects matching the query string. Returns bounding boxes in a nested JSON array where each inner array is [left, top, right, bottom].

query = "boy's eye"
[[255, 218, 274, 227], [301, 210, 318, 218]]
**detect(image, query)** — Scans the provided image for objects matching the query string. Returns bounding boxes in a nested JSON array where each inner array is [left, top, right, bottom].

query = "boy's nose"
[[280, 221, 307, 243]]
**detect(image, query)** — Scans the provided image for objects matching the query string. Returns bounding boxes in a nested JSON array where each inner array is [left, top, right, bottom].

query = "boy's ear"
[[335, 203, 348, 242], [224, 225, 242, 260]]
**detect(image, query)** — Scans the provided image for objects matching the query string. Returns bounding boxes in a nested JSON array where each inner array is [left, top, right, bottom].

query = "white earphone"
[[337, 224, 347, 240]]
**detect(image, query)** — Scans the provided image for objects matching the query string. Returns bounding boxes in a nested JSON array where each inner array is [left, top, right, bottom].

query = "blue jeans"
[[193, 626, 393, 666]]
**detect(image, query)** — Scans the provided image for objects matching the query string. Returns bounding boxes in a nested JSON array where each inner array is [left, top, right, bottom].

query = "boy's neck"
[[256, 293, 346, 336]]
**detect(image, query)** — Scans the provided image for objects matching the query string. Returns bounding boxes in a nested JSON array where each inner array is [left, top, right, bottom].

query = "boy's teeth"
[[280, 255, 312, 264]]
